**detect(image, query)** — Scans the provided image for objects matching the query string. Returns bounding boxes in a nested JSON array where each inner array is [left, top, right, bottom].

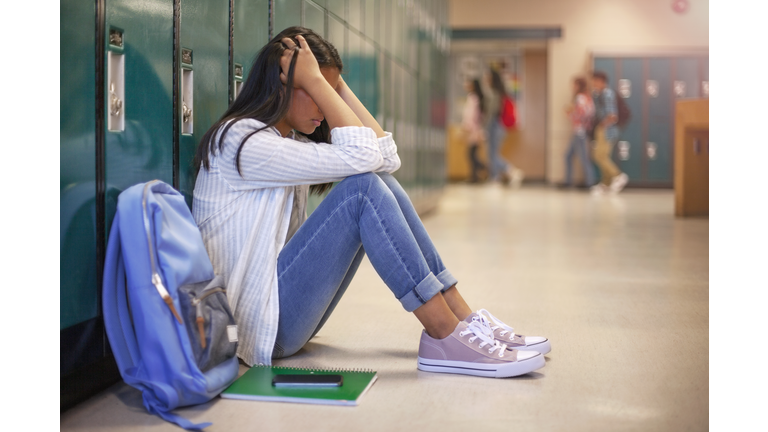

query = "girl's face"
[[279, 67, 341, 136]]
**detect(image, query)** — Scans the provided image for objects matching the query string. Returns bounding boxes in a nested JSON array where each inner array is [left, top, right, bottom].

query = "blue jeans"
[[272, 172, 458, 358], [564, 132, 596, 186], [486, 119, 512, 179]]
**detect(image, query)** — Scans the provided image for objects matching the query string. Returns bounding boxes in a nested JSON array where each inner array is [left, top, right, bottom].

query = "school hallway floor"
[[61, 183, 709, 432]]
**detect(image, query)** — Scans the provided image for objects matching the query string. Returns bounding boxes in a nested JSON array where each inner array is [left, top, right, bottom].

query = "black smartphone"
[[271, 374, 343, 387]]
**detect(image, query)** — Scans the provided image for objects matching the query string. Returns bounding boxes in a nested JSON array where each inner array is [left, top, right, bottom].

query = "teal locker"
[[62, 0, 452, 410], [675, 57, 700, 99], [406, 0, 417, 70], [361, 38, 378, 116], [647, 58, 673, 182], [275, 0, 303, 35], [394, 64, 412, 190], [593, 55, 708, 186], [418, 79, 430, 186], [234, 0, 270, 96], [418, 26, 430, 84], [376, 49, 386, 124], [616, 58, 644, 181], [61, 0, 97, 334], [381, 54, 392, 130], [104, 0, 174, 228], [304, 1, 325, 35], [179, 0, 231, 205], [346, 29, 363, 96]]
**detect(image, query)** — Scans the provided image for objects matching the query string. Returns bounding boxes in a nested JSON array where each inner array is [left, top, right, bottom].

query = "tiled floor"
[[61, 184, 709, 431]]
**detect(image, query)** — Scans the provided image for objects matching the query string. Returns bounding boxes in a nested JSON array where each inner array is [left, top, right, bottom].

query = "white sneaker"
[[511, 168, 525, 188], [465, 310, 551, 355], [590, 184, 608, 196], [610, 173, 629, 193]]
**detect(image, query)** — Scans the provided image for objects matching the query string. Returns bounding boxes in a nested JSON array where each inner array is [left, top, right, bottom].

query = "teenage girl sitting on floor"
[[192, 26, 551, 378]]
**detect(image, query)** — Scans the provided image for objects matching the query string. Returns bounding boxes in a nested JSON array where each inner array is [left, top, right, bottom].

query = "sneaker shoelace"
[[477, 308, 516, 339], [459, 319, 509, 357]]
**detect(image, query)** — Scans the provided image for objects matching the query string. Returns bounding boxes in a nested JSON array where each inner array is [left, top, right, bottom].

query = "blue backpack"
[[102, 180, 240, 430]]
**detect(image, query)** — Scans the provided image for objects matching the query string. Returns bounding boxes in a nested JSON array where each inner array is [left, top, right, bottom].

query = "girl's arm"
[[335, 76, 400, 173], [335, 76, 386, 138], [218, 119, 383, 190], [281, 36, 363, 130]]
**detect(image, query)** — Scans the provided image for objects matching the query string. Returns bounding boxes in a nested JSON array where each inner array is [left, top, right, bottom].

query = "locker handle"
[[693, 139, 701, 155], [109, 82, 123, 116], [181, 67, 194, 134], [107, 50, 125, 132], [182, 100, 192, 124]]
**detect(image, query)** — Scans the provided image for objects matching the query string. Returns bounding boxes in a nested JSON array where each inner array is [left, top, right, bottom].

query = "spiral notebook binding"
[[263, 365, 374, 373]]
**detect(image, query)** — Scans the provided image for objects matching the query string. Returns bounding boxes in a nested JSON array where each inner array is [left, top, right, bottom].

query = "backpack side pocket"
[[178, 277, 238, 372]]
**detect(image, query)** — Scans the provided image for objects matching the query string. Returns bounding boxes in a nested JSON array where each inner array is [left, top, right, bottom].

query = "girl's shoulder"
[[232, 118, 320, 146], [226, 117, 272, 133], [576, 93, 593, 105], [221, 118, 283, 141]]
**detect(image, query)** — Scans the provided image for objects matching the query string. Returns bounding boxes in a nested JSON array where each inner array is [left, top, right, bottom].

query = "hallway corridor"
[[61, 184, 708, 431]]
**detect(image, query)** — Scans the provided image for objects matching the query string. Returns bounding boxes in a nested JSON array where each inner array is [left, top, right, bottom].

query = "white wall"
[[449, 0, 709, 182]]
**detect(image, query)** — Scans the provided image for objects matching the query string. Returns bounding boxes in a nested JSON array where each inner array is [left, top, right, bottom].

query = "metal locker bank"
[[60, 0, 450, 410], [592, 53, 709, 187]]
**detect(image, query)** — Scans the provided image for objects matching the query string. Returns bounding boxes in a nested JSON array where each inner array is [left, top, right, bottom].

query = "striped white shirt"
[[193, 118, 400, 366]]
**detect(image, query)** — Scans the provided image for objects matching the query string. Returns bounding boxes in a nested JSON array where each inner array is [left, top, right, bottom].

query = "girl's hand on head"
[[280, 35, 322, 90]]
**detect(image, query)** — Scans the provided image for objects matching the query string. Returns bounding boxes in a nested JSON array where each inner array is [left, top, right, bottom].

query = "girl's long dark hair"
[[574, 77, 588, 97], [490, 69, 506, 96], [194, 26, 342, 195], [471, 79, 485, 115]]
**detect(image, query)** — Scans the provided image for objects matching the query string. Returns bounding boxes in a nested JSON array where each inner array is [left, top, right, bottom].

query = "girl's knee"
[[341, 172, 387, 194], [272, 340, 302, 359]]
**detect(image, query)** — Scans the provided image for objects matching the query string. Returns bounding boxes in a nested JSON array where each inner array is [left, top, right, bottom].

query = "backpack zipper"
[[142, 180, 183, 324], [191, 287, 226, 349]]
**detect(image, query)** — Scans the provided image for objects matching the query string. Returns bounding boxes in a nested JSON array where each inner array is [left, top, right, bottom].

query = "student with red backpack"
[[483, 69, 524, 187], [590, 71, 629, 195]]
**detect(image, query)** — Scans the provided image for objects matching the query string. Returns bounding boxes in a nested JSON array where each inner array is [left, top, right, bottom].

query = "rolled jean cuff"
[[398, 273, 444, 312], [435, 269, 458, 292]]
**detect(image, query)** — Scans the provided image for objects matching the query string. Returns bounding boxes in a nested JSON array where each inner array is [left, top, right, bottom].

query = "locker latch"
[[182, 101, 192, 124], [109, 82, 123, 116]]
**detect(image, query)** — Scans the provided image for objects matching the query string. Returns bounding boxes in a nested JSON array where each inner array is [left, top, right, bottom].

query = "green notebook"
[[220, 365, 378, 406]]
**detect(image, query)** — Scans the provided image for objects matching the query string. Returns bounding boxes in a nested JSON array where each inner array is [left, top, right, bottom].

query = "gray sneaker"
[[417, 321, 545, 378], [465, 309, 551, 355]]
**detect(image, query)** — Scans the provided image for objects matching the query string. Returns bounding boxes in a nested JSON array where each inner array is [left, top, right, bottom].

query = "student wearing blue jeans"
[[274, 171, 456, 357], [193, 27, 550, 378], [563, 77, 596, 187]]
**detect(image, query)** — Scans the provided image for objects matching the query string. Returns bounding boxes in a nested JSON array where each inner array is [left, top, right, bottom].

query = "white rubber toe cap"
[[523, 337, 551, 355], [516, 350, 541, 361]]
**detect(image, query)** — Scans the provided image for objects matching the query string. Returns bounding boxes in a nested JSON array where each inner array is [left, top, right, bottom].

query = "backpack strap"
[[147, 404, 212, 430], [103, 212, 142, 370]]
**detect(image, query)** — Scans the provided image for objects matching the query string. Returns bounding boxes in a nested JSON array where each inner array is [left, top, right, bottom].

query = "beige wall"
[[449, 0, 709, 183]]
